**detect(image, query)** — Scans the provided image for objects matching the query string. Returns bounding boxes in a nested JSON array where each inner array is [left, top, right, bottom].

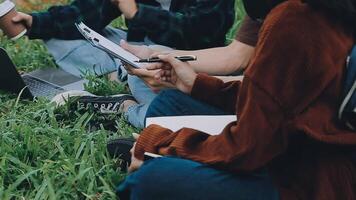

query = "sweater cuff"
[[129, 4, 163, 31], [28, 12, 54, 39], [191, 73, 225, 103], [235, 16, 261, 47], [134, 124, 174, 160]]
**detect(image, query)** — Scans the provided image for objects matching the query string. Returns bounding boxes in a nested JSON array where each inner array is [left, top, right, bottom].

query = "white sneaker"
[[51, 90, 136, 114]]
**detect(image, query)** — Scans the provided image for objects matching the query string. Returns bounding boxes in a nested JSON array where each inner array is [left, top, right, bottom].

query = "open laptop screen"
[[0, 48, 33, 99]]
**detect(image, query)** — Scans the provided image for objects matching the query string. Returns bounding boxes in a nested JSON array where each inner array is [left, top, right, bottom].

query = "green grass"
[[226, 0, 246, 42], [0, 25, 136, 200], [0, 94, 137, 199], [0, 1, 245, 199], [1, 37, 57, 72], [83, 72, 128, 96]]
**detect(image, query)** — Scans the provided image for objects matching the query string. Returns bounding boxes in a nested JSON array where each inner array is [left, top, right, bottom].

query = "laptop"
[[0, 47, 86, 99]]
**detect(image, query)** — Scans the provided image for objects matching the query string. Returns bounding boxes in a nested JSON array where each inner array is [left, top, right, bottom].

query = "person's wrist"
[[186, 73, 197, 94], [27, 15, 33, 28], [125, 6, 138, 19]]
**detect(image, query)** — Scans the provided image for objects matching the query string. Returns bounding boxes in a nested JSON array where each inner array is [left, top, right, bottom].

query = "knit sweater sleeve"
[[134, 2, 320, 172], [28, 0, 119, 40], [135, 76, 285, 172], [190, 74, 241, 113]]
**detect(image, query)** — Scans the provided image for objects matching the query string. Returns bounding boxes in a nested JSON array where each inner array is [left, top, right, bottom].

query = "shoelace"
[[77, 102, 122, 113], [100, 102, 122, 114]]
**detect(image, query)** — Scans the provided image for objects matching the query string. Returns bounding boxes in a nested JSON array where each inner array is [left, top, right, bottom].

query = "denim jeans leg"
[[44, 27, 129, 77], [45, 39, 119, 77], [117, 157, 280, 200], [127, 75, 157, 104], [125, 103, 150, 129], [146, 89, 231, 121], [124, 75, 158, 128]]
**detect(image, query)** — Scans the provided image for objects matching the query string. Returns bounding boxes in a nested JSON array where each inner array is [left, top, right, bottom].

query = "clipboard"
[[75, 22, 143, 68]]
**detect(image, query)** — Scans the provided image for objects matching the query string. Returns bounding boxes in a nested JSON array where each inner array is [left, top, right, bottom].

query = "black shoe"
[[107, 138, 135, 170], [51, 90, 137, 114]]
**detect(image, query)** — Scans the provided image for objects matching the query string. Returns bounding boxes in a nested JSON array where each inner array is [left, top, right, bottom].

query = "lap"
[[44, 28, 126, 77], [127, 75, 157, 104], [118, 157, 279, 200], [44, 27, 150, 77]]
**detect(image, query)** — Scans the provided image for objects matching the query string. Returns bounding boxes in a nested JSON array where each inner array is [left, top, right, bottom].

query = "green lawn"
[[0, 0, 245, 199]]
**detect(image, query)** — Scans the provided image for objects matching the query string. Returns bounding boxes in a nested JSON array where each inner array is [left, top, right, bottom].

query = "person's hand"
[[128, 143, 144, 173], [120, 40, 157, 59], [124, 64, 176, 92], [120, 41, 174, 92], [128, 133, 143, 173], [12, 12, 33, 29], [111, 0, 138, 19], [147, 54, 198, 94]]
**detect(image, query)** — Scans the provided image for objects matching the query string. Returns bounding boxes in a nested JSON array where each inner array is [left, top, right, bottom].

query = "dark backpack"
[[338, 46, 356, 131]]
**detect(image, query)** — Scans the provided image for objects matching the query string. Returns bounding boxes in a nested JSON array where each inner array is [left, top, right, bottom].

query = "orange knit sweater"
[[135, 1, 356, 199]]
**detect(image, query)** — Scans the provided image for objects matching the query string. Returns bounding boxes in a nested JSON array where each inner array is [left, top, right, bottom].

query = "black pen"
[[135, 55, 197, 63]]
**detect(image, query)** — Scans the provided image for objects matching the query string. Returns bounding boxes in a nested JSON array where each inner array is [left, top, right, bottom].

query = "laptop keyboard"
[[22, 75, 64, 99]]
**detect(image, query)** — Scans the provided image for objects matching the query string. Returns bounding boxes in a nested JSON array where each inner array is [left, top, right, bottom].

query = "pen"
[[135, 55, 197, 63], [144, 152, 162, 161]]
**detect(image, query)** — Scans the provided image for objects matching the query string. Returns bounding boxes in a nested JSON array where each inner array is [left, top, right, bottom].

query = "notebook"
[[145, 115, 237, 135]]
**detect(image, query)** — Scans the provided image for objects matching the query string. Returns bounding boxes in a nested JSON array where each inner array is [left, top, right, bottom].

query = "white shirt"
[[155, 0, 172, 11]]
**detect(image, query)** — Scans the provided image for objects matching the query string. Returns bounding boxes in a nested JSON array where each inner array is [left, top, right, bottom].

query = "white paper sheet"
[[146, 115, 237, 135], [76, 22, 144, 68]]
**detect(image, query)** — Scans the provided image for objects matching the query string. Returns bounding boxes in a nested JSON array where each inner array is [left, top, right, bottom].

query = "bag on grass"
[[338, 45, 356, 131]]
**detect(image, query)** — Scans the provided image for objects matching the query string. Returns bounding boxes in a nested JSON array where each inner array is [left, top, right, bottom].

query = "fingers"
[[157, 54, 182, 69], [120, 39, 155, 59], [120, 40, 140, 55], [128, 160, 143, 173], [162, 69, 172, 77], [128, 142, 144, 173], [145, 61, 172, 71], [121, 61, 140, 75], [11, 16, 21, 23], [156, 70, 172, 82], [132, 133, 140, 140], [12, 12, 32, 28], [119, 40, 131, 50], [124, 66, 157, 78], [145, 62, 166, 70], [12, 13, 24, 22], [128, 164, 136, 173], [135, 69, 157, 77], [128, 157, 140, 173], [122, 64, 135, 75]]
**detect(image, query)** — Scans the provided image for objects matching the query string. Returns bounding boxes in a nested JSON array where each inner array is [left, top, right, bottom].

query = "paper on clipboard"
[[75, 22, 144, 68]]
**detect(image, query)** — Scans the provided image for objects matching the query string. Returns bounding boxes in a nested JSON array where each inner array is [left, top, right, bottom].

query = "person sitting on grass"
[[51, 16, 261, 128], [115, 16, 260, 123], [115, 0, 356, 199], [12, 0, 236, 128], [13, 0, 235, 76]]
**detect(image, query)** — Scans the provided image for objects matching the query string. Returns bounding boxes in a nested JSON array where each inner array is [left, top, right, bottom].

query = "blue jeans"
[[45, 26, 157, 77], [118, 157, 280, 200], [124, 75, 158, 128], [145, 90, 231, 125], [45, 26, 165, 128]]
